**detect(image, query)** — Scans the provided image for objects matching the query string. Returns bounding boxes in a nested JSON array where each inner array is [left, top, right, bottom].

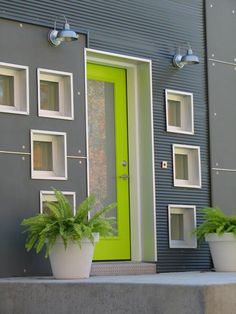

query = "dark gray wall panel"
[[0, 0, 211, 273], [0, 153, 87, 277], [0, 19, 87, 157], [0, 18, 87, 277]]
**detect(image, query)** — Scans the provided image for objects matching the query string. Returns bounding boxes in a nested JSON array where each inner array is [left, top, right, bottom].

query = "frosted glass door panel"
[[88, 80, 117, 221]]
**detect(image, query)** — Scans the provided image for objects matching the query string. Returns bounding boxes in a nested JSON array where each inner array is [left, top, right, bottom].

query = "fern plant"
[[195, 207, 236, 241], [21, 190, 115, 257]]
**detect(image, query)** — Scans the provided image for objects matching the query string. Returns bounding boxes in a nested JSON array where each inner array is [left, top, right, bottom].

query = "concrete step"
[[1, 272, 236, 313], [91, 262, 156, 276]]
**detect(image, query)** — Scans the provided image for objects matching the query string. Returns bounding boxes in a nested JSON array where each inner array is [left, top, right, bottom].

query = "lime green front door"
[[87, 63, 131, 260]]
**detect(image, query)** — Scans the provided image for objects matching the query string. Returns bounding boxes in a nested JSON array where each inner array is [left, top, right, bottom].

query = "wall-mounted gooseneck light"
[[173, 47, 200, 68], [48, 16, 79, 47]]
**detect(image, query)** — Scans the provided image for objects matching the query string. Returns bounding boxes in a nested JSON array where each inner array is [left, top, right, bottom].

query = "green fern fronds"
[[21, 190, 116, 257], [195, 207, 236, 241]]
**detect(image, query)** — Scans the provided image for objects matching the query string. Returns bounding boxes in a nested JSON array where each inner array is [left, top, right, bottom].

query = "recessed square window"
[[40, 191, 76, 215], [168, 205, 197, 248], [38, 68, 74, 120], [0, 62, 29, 114], [165, 89, 194, 134], [173, 144, 201, 188], [31, 130, 67, 180]]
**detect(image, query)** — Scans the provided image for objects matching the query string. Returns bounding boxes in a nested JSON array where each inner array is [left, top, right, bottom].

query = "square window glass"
[[40, 80, 59, 111], [171, 213, 184, 240], [33, 141, 53, 171], [168, 99, 181, 127], [0, 75, 14, 106], [175, 154, 188, 180]]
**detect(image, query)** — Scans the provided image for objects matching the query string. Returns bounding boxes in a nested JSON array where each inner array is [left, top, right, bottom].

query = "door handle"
[[119, 174, 129, 180]]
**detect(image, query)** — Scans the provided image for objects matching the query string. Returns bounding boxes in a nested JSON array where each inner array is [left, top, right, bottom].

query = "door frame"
[[84, 48, 157, 262]]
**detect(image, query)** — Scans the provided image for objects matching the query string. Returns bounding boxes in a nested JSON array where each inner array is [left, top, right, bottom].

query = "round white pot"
[[205, 233, 236, 271], [49, 233, 99, 279]]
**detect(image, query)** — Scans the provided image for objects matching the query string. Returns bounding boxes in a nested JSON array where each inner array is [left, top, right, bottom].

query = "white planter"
[[49, 233, 99, 279], [205, 233, 236, 271]]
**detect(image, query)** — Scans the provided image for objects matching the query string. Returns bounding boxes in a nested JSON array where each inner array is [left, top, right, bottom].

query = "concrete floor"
[[2, 270, 236, 285], [1, 272, 236, 314]]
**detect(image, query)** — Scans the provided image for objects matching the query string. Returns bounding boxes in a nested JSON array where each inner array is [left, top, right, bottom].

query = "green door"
[[87, 63, 131, 260]]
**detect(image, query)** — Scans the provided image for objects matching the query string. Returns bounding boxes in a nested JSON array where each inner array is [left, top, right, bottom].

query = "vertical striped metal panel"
[[0, 0, 211, 272]]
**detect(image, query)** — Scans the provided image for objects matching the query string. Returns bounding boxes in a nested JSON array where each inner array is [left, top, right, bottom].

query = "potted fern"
[[21, 190, 115, 279], [195, 207, 236, 271]]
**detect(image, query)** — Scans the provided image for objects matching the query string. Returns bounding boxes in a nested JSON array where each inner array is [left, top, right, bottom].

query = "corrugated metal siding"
[[0, 0, 211, 272]]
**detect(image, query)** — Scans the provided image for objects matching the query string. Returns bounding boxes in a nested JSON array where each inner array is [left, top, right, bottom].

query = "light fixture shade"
[[181, 48, 199, 65], [57, 22, 79, 42]]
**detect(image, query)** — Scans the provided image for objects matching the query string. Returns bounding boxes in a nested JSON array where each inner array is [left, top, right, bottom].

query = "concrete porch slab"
[[0, 272, 236, 314]]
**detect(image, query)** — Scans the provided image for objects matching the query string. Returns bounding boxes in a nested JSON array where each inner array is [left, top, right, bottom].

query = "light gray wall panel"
[[208, 61, 236, 169], [211, 170, 236, 215], [206, 0, 236, 215], [206, 1, 236, 63]]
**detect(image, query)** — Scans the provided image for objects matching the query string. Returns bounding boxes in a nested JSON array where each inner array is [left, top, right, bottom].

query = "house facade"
[[0, 0, 231, 277]]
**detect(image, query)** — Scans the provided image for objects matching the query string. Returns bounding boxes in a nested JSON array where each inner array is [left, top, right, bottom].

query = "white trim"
[[31, 129, 67, 180], [86, 48, 152, 63], [85, 48, 156, 262], [37, 68, 74, 120], [168, 204, 197, 249], [173, 144, 201, 188], [40, 190, 76, 215], [165, 89, 194, 135], [0, 62, 29, 115]]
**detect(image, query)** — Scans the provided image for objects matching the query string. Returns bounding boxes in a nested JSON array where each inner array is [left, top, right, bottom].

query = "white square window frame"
[[0, 62, 29, 115], [31, 129, 68, 180], [37, 68, 74, 120], [168, 204, 197, 249], [165, 89, 194, 135], [173, 144, 201, 188], [40, 191, 76, 215]]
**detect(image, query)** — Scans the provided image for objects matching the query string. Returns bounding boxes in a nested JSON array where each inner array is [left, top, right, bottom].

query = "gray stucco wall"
[[206, 0, 236, 215], [0, 0, 211, 274]]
